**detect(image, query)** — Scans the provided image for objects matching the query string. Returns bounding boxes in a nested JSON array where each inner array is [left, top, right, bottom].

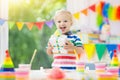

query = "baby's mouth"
[[60, 27, 66, 30]]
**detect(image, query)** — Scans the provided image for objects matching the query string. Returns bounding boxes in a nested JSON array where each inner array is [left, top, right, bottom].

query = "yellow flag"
[[54, 29, 61, 36], [83, 44, 96, 60], [73, 12, 80, 20], [16, 22, 24, 31]]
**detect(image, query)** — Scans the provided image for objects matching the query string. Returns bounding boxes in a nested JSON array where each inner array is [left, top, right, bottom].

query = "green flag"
[[95, 44, 106, 61]]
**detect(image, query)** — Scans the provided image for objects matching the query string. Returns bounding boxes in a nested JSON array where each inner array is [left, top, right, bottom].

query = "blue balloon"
[[102, 3, 110, 18]]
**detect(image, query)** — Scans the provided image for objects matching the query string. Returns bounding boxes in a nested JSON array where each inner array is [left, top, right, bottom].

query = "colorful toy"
[[0, 50, 15, 80], [110, 50, 119, 66], [0, 50, 14, 72]]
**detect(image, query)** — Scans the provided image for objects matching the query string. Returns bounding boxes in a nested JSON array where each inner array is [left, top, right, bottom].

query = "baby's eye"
[[57, 21, 61, 23], [64, 20, 68, 22]]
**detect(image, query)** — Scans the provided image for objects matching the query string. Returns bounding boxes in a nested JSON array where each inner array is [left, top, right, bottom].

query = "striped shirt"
[[49, 31, 83, 70]]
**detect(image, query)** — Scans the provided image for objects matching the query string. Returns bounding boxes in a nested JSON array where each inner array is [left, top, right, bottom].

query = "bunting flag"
[[25, 22, 34, 30], [89, 4, 96, 12], [45, 20, 54, 28], [0, 19, 5, 26], [16, 22, 24, 31], [54, 29, 61, 36], [83, 44, 96, 60], [8, 21, 15, 29], [81, 9, 88, 16], [106, 44, 117, 59], [95, 44, 106, 61], [73, 12, 80, 20], [35, 22, 44, 30]]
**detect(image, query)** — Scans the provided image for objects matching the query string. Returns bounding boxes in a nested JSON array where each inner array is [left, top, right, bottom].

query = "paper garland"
[[95, 44, 106, 61]]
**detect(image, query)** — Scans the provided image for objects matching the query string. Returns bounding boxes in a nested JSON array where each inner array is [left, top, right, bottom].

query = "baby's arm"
[[46, 42, 53, 55], [64, 40, 84, 54]]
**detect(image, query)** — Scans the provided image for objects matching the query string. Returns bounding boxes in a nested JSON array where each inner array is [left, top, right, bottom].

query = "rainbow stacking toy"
[[0, 50, 15, 80], [110, 50, 119, 66]]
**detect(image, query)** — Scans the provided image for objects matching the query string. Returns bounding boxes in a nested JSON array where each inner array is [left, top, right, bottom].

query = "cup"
[[95, 62, 106, 73], [15, 64, 31, 80], [15, 68, 30, 80], [106, 66, 119, 76], [19, 64, 31, 70], [76, 61, 85, 73]]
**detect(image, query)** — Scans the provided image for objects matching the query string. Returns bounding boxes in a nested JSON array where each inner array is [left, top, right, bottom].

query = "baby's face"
[[55, 14, 72, 34]]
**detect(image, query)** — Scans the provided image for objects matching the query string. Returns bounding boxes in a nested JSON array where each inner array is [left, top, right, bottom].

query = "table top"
[[29, 69, 120, 80]]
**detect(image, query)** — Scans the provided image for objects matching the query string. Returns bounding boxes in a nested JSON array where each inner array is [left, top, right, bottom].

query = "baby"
[[46, 10, 84, 70]]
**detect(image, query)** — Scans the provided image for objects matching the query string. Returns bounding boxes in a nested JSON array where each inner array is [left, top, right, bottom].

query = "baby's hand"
[[64, 40, 75, 50], [47, 42, 53, 49]]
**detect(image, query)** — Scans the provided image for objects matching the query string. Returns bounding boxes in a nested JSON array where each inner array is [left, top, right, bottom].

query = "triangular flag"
[[0, 50, 14, 72], [73, 12, 80, 20], [25, 22, 34, 30], [45, 20, 54, 28], [81, 9, 88, 16], [0, 19, 5, 26], [16, 22, 24, 31], [83, 44, 96, 60], [106, 44, 117, 59], [89, 4, 96, 12], [54, 29, 61, 36], [35, 22, 44, 30], [8, 21, 15, 29], [95, 44, 106, 61]]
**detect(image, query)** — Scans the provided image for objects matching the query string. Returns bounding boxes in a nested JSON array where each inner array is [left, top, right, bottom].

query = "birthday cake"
[[49, 34, 67, 54]]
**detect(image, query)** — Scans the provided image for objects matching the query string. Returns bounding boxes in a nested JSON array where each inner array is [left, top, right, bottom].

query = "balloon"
[[96, 14, 103, 27], [102, 3, 110, 18], [116, 6, 120, 20]]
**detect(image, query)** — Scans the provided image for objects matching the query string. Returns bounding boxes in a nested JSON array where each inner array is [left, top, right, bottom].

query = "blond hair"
[[54, 9, 73, 23]]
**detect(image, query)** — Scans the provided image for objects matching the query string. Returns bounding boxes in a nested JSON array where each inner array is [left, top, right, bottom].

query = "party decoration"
[[106, 44, 117, 59], [25, 22, 34, 30], [16, 22, 24, 31], [81, 9, 88, 16], [8, 21, 15, 29], [0, 50, 14, 72], [0, 50, 15, 80], [95, 44, 106, 61], [73, 12, 80, 20], [96, 1, 105, 15], [108, 5, 113, 20], [35, 22, 44, 30], [110, 50, 119, 66], [0, 19, 5, 25], [102, 3, 110, 18], [111, 7, 117, 20], [83, 44, 96, 60], [45, 20, 54, 28], [89, 4, 96, 12], [96, 14, 103, 27], [117, 44, 120, 52], [116, 6, 120, 20], [54, 29, 61, 36]]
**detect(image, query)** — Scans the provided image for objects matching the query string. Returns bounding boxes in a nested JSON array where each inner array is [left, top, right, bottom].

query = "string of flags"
[[83, 43, 120, 61], [0, 1, 120, 31]]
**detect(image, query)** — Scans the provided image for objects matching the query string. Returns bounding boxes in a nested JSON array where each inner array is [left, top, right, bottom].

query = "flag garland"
[[0, 1, 120, 30]]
